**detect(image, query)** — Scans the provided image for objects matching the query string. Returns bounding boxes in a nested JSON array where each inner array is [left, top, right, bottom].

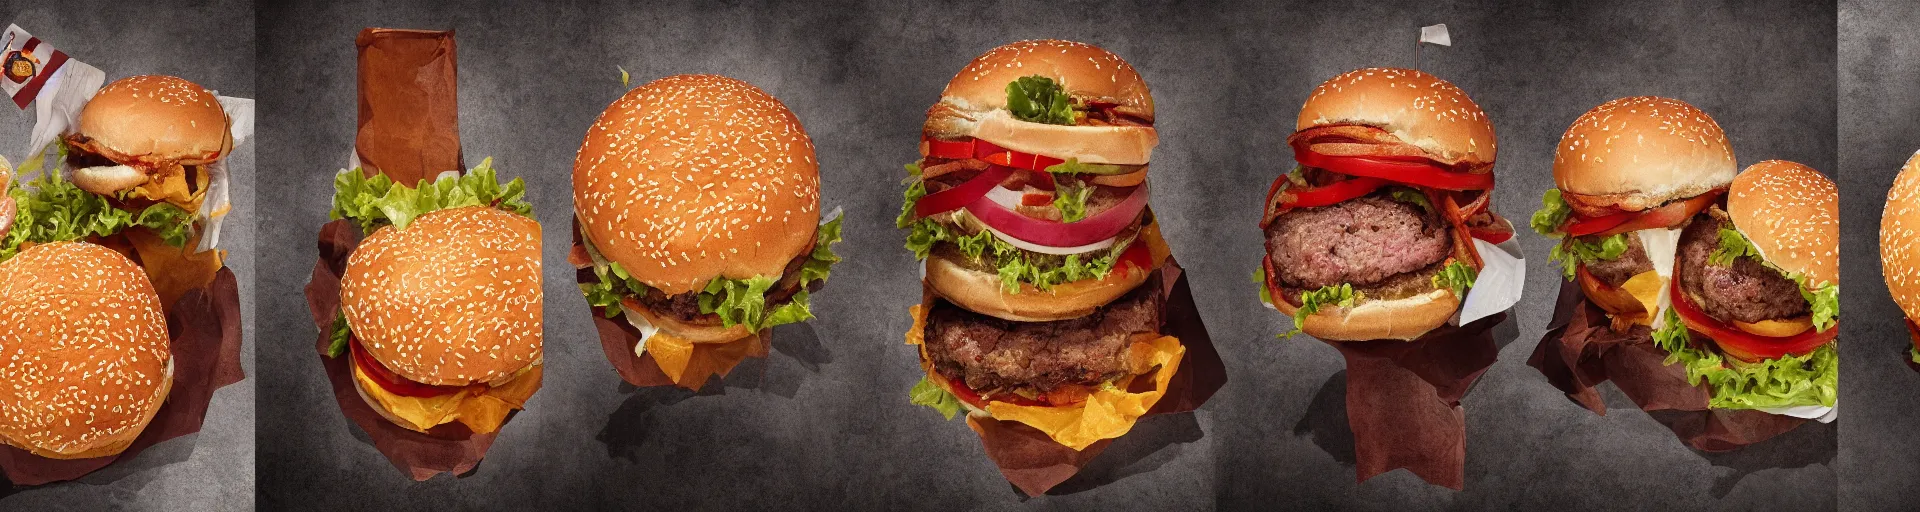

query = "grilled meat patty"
[[1579, 233, 1654, 287], [922, 275, 1163, 393], [1676, 208, 1810, 324], [1265, 194, 1451, 291]]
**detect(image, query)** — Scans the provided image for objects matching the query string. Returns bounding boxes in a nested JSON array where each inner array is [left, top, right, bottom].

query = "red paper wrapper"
[[0, 267, 245, 486], [1528, 279, 1808, 451], [304, 220, 512, 481], [1314, 309, 1505, 490], [950, 261, 1226, 496]]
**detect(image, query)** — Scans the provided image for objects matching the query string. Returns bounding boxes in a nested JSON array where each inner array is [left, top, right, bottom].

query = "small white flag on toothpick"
[[1420, 24, 1451, 46]]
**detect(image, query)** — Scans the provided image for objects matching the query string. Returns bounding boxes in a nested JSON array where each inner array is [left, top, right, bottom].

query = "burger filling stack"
[[900, 40, 1183, 451]]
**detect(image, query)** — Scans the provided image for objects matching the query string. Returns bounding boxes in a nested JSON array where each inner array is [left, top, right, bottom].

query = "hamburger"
[[1535, 97, 1838, 410], [1258, 68, 1508, 341], [572, 74, 843, 383], [326, 162, 543, 434], [0, 241, 171, 459], [1880, 151, 1920, 365], [3, 74, 232, 309], [900, 40, 1183, 451]]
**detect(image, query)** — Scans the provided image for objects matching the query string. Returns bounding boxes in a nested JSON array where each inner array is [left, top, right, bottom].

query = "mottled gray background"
[[256, 1, 1842, 510], [1839, 0, 1920, 510], [0, 0, 256, 510]]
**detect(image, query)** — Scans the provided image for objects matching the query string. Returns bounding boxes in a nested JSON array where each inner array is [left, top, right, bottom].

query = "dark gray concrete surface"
[[1839, 1, 1920, 510], [0, 0, 256, 510], [255, 1, 1844, 510]]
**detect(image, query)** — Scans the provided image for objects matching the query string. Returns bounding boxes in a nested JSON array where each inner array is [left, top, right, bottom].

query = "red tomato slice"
[[1563, 212, 1633, 237], [942, 374, 1047, 409], [350, 337, 468, 398], [983, 150, 1067, 172], [913, 165, 1016, 218], [1669, 278, 1836, 362], [1470, 226, 1514, 244], [1020, 193, 1053, 206], [1276, 176, 1389, 208], [1117, 242, 1151, 272], [1295, 149, 1493, 191], [1592, 190, 1723, 237]]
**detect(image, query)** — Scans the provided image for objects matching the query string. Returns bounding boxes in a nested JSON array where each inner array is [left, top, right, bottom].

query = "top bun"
[[1553, 97, 1735, 213], [938, 39, 1151, 116], [1729, 160, 1837, 288], [574, 74, 820, 295], [341, 206, 544, 387], [1883, 152, 1920, 320], [74, 75, 232, 166], [1296, 68, 1496, 169], [0, 242, 171, 459]]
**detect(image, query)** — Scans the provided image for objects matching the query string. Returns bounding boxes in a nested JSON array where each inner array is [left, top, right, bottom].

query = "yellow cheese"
[[352, 362, 541, 434]]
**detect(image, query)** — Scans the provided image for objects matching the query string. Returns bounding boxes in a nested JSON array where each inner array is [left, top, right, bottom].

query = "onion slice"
[[914, 165, 1014, 218], [964, 184, 1147, 248]]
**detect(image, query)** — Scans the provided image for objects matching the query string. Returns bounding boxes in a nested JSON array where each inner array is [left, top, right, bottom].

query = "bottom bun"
[[1273, 288, 1461, 342], [621, 297, 751, 343], [354, 373, 427, 433], [925, 252, 1150, 322], [10, 361, 173, 460]]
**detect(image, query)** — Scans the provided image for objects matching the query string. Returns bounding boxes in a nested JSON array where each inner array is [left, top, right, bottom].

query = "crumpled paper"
[[0, 268, 244, 486], [304, 219, 509, 481], [1528, 279, 1808, 451], [1323, 310, 1506, 490]]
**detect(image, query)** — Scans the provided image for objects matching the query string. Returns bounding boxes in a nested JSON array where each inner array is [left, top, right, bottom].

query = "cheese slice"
[[352, 362, 542, 434], [622, 304, 761, 390]]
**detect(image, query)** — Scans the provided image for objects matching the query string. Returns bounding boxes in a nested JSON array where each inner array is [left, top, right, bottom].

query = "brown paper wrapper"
[[1527, 279, 1808, 451], [954, 261, 1226, 496], [575, 223, 776, 391], [304, 220, 509, 481], [0, 267, 245, 486], [1310, 309, 1504, 490], [355, 28, 461, 184]]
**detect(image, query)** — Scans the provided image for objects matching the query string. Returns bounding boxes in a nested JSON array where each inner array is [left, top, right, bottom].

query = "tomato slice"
[[942, 374, 1048, 409], [1470, 226, 1513, 244], [349, 337, 468, 398], [1295, 149, 1493, 191], [1592, 189, 1723, 237], [1563, 212, 1632, 237], [983, 150, 1066, 172], [913, 165, 1015, 218], [1276, 176, 1389, 208], [1669, 277, 1836, 362]]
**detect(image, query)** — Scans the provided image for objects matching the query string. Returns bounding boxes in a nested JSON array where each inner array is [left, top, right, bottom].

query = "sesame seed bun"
[[340, 206, 543, 387], [573, 74, 821, 295], [1882, 152, 1920, 321], [1553, 97, 1736, 216], [924, 251, 1151, 322], [923, 40, 1158, 165], [70, 75, 232, 167], [1729, 160, 1837, 288], [1296, 68, 1497, 170], [0, 242, 172, 459], [1272, 287, 1462, 342]]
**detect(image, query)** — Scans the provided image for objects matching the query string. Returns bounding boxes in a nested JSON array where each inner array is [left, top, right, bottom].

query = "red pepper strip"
[[983, 150, 1067, 172], [1020, 193, 1053, 206], [1278, 176, 1389, 208], [925, 138, 974, 159], [965, 184, 1148, 247], [914, 165, 1016, 218], [1669, 277, 1837, 362], [1295, 149, 1493, 191], [1563, 212, 1632, 237], [1470, 226, 1514, 244], [350, 337, 468, 398]]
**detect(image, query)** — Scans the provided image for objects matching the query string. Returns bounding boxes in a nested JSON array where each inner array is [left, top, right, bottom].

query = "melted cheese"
[[353, 363, 542, 434]]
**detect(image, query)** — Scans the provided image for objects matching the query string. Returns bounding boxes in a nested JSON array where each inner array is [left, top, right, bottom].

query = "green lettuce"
[[1652, 308, 1838, 410], [898, 174, 1130, 293], [1005, 75, 1074, 125], [909, 376, 964, 420], [1252, 268, 1273, 306], [1053, 179, 1094, 222], [329, 157, 533, 234], [1530, 189, 1573, 236], [1709, 226, 1839, 332], [327, 312, 352, 358], [1042, 158, 1141, 176], [1912, 347, 1919, 365], [693, 216, 844, 332], [580, 256, 653, 318], [1, 163, 194, 261], [1549, 233, 1628, 280], [1388, 186, 1433, 213], [1283, 284, 1362, 338], [1431, 260, 1478, 298]]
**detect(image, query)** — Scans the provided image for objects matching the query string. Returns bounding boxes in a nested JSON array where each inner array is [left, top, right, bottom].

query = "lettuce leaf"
[[328, 312, 353, 358], [1052, 179, 1094, 222], [1711, 226, 1839, 332], [1653, 308, 1838, 410], [329, 157, 533, 234], [1549, 233, 1628, 280], [1531, 188, 1573, 236], [581, 257, 653, 318], [1283, 283, 1362, 338], [1252, 267, 1273, 306], [1042, 158, 1141, 176], [1, 166, 193, 261], [1431, 260, 1478, 298], [899, 173, 1129, 292], [693, 216, 844, 332], [909, 375, 964, 420], [1005, 75, 1074, 125], [1912, 347, 1919, 365], [1388, 186, 1433, 213]]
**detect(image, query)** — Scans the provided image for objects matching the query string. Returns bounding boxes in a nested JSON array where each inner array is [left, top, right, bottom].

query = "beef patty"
[[1265, 194, 1452, 290], [922, 275, 1163, 393], [1578, 232, 1654, 287], [1676, 208, 1810, 324]]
